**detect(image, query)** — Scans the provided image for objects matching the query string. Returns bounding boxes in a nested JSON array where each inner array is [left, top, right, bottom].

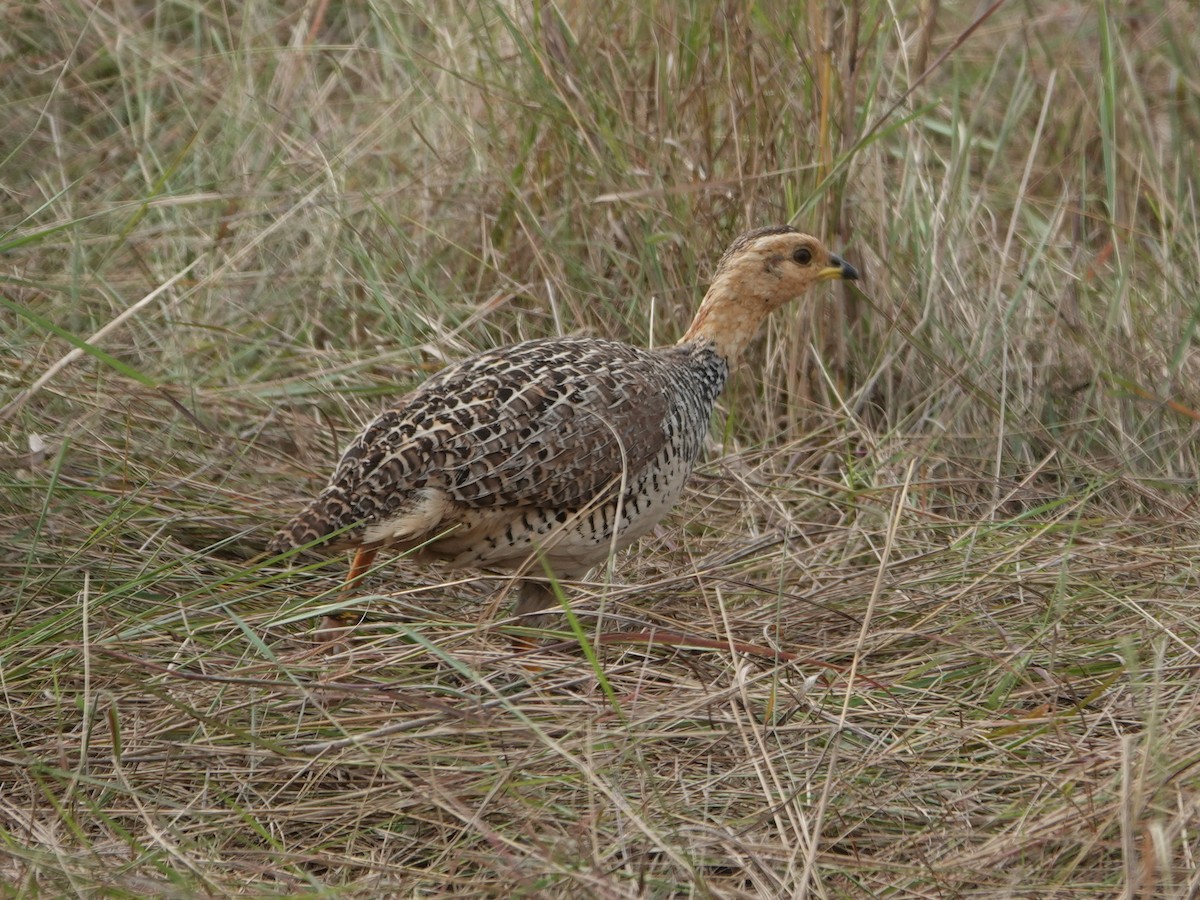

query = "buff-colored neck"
[[678, 268, 776, 364]]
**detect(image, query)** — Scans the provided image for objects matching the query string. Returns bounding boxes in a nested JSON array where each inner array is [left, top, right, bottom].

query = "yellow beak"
[[818, 253, 859, 281]]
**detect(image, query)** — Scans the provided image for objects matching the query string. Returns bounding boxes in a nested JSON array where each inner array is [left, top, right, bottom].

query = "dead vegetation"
[[3, 1, 1200, 896]]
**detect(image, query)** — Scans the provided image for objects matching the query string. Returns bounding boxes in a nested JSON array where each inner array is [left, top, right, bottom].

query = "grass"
[[2, 0, 1200, 895]]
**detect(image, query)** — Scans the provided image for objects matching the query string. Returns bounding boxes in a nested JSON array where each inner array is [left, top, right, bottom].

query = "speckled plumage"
[[269, 338, 727, 574], [268, 226, 858, 627]]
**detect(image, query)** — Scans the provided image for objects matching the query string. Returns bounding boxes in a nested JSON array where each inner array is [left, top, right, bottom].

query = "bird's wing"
[[329, 339, 676, 519]]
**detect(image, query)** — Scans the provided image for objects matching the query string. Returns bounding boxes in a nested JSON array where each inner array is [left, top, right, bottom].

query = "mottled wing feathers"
[[272, 338, 679, 550]]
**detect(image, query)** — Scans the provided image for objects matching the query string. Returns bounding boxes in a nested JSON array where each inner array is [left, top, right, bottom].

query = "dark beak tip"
[[830, 253, 859, 281]]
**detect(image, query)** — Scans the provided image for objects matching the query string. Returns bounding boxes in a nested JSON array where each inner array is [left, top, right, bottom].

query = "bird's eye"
[[793, 246, 813, 265]]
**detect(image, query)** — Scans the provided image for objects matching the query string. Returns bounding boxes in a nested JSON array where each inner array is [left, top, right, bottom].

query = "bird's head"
[[681, 225, 859, 363]]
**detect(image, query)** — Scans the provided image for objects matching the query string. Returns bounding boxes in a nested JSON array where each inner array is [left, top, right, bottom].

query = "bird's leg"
[[346, 544, 378, 592], [509, 579, 559, 655], [317, 544, 378, 638]]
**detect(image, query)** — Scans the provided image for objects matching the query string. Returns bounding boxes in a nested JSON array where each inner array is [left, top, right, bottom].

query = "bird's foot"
[[313, 612, 361, 651]]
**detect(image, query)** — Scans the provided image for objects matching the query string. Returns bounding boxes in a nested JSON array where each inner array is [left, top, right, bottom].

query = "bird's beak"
[[818, 253, 859, 282]]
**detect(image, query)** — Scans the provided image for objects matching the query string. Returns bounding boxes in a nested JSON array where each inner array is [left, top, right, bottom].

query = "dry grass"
[[3, 0, 1200, 896]]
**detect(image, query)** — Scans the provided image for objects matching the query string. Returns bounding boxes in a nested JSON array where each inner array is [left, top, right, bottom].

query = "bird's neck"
[[677, 270, 772, 364]]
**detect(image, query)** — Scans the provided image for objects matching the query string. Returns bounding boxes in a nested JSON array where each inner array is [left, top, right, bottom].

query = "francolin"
[[269, 226, 858, 636]]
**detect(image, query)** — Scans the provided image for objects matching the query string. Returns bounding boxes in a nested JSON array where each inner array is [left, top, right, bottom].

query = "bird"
[[268, 225, 858, 638]]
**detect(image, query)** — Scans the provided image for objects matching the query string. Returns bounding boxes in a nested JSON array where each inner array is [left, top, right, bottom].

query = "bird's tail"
[[266, 486, 358, 556]]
